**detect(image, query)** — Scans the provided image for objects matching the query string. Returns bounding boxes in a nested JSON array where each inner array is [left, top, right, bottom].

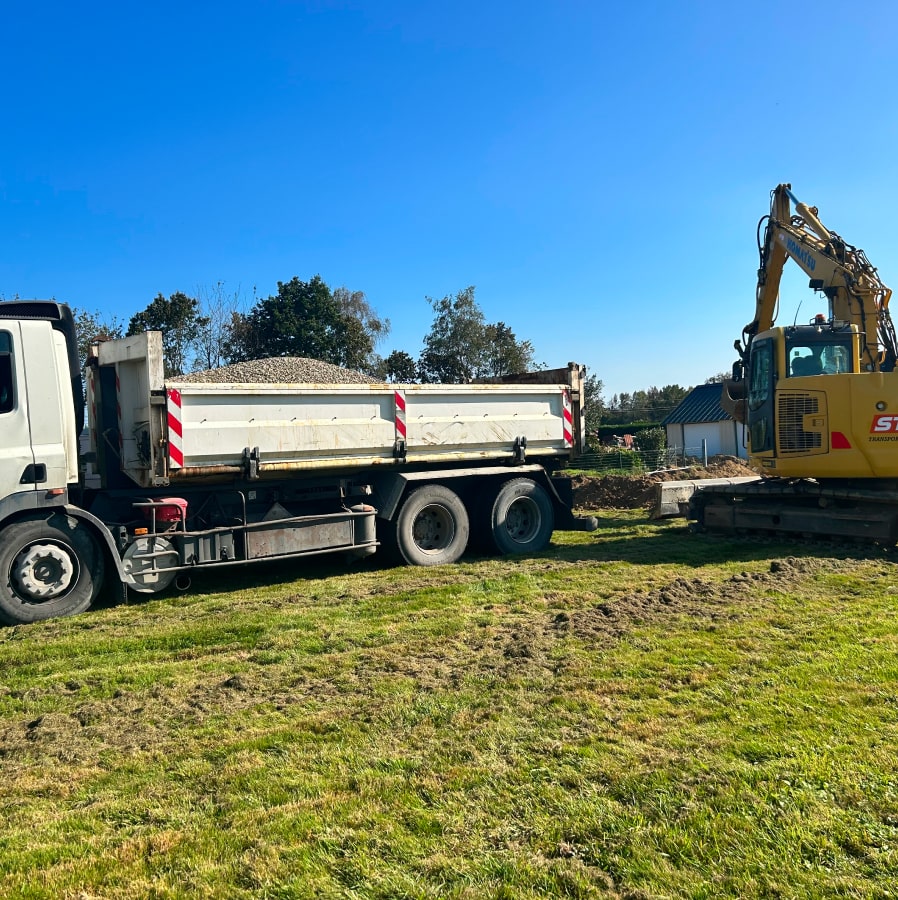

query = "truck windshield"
[[0, 331, 13, 414], [786, 337, 852, 377]]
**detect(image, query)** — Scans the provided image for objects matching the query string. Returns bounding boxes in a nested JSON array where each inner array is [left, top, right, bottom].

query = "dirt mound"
[[572, 455, 756, 510], [571, 474, 658, 510], [659, 455, 757, 481]]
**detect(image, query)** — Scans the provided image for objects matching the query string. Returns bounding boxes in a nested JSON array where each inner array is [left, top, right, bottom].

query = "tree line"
[[580, 376, 692, 437], [73, 278, 536, 383], [69, 274, 709, 432]]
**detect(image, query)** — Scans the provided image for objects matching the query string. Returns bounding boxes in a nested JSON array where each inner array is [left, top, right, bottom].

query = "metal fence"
[[570, 447, 678, 473], [569, 442, 721, 474]]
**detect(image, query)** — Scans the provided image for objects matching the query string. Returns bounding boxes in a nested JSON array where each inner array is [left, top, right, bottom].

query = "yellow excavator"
[[691, 183, 898, 541]]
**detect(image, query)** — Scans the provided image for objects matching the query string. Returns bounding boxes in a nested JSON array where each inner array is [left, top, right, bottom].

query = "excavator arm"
[[743, 183, 897, 370], [748, 183, 793, 341], [723, 184, 898, 424]]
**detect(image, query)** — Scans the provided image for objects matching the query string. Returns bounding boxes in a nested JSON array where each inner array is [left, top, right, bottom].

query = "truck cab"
[[0, 305, 81, 512]]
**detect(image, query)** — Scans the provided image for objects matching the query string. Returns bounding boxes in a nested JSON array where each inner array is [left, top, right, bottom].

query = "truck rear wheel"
[[488, 478, 554, 556], [394, 485, 470, 566], [0, 517, 104, 625]]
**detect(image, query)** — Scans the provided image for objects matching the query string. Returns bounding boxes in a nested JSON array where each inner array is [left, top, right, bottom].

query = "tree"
[[333, 286, 390, 360], [337, 312, 378, 372], [603, 384, 689, 425], [225, 275, 342, 364], [635, 426, 668, 467], [194, 281, 245, 372], [583, 373, 605, 442], [382, 350, 418, 382], [225, 276, 387, 372], [418, 287, 486, 383], [71, 307, 125, 372], [418, 287, 536, 383], [127, 292, 208, 378], [484, 322, 536, 376]]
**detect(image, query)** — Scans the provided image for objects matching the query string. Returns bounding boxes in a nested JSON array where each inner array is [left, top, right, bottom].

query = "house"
[[661, 383, 747, 460]]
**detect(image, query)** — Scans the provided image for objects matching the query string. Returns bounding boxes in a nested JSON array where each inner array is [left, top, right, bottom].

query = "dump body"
[[89, 333, 577, 488]]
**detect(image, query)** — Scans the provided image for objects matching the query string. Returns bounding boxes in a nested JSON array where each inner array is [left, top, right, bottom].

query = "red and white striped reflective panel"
[[562, 388, 574, 448], [394, 389, 407, 442], [167, 388, 184, 468], [115, 370, 124, 453]]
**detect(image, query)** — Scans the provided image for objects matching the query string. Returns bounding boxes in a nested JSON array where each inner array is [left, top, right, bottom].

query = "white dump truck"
[[0, 301, 595, 625]]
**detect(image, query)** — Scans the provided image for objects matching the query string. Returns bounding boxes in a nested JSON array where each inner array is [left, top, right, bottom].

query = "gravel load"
[[178, 357, 373, 385]]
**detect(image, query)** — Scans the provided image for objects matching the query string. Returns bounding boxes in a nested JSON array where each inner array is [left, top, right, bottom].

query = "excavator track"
[[688, 478, 898, 545]]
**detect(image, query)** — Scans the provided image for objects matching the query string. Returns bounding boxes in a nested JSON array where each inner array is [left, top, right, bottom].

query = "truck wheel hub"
[[12, 543, 76, 599], [505, 498, 539, 542], [412, 506, 454, 551]]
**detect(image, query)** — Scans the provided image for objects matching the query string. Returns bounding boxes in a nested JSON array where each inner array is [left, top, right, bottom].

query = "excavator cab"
[[742, 320, 864, 470]]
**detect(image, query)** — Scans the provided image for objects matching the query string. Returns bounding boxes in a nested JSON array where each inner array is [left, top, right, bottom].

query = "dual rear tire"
[[486, 477, 555, 556], [391, 485, 470, 566], [388, 478, 555, 566]]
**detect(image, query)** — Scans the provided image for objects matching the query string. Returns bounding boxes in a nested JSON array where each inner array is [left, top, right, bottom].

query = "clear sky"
[[3, 0, 897, 399]]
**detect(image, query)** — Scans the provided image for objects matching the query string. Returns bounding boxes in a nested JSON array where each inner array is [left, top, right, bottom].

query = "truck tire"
[[0, 517, 105, 625], [394, 485, 470, 566], [488, 478, 554, 556]]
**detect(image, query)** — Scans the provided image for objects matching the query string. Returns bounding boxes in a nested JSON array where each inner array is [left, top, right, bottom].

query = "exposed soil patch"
[[572, 455, 757, 510], [571, 474, 659, 510], [556, 555, 856, 647]]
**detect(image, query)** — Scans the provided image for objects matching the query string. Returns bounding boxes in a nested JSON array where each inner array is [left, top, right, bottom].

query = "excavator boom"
[[743, 183, 895, 369]]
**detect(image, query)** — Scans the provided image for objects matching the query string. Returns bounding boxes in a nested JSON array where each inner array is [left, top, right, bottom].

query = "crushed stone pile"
[[572, 455, 757, 510], [179, 357, 372, 384]]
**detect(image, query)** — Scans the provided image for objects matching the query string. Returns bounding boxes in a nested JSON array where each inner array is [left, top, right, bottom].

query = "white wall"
[[666, 420, 747, 459]]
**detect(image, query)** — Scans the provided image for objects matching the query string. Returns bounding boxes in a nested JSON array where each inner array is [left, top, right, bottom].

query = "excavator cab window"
[[748, 340, 773, 411], [747, 338, 775, 452], [790, 353, 822, 377], [787, 336, 852, 378]]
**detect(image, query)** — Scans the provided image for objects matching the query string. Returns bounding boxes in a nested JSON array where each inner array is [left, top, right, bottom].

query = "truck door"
[[0, 323, 37, 503], [20, 320, 74, 491], [0, 320, 73, 507]]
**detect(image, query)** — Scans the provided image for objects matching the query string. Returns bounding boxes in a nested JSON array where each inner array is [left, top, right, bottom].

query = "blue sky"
[[3, 1, 897, 399]]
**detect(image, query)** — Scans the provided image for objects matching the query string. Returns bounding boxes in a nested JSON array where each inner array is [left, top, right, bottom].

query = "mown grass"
[[1, 511, 898, 898]]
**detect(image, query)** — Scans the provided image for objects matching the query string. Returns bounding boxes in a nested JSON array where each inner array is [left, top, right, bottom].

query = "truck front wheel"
[[0, 517, 104, 625], [488, 478, 554, 556], [394, 485, 470, 566]]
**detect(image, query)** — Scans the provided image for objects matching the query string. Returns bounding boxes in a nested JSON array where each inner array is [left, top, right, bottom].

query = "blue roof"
[[661, 383, 733, 425]]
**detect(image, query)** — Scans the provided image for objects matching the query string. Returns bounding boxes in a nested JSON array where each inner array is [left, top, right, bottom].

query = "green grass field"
[[2, 511, 897, 898]]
